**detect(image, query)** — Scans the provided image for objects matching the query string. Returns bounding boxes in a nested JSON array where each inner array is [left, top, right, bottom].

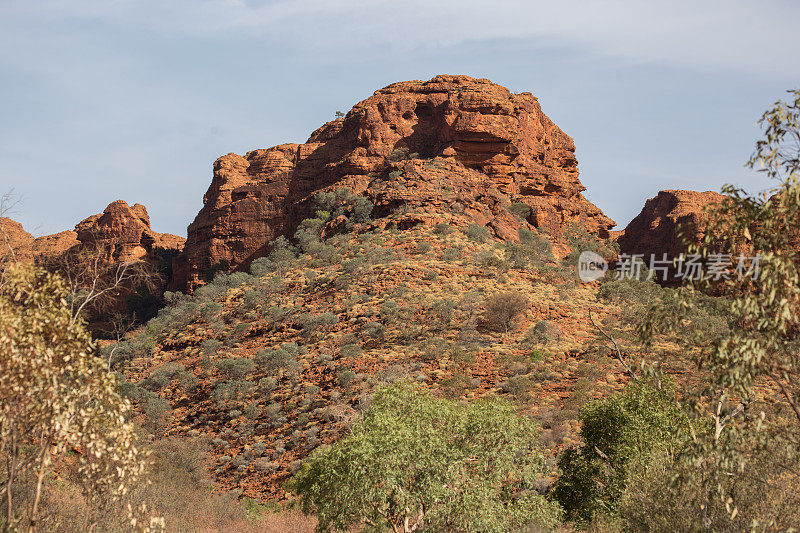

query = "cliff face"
[[175, 75, 615, 289], [618, 189, 726, 259]]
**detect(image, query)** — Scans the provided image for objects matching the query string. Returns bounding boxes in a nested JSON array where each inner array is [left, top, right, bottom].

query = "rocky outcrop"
[[75, 200, 184, 262], [0, 217, 34, 260], [0, 217, 79, 262], [175, 75, 615, 289], [618, 190, 726, 259], [27, 231, 80, 260], [3, 201, 183, 265]]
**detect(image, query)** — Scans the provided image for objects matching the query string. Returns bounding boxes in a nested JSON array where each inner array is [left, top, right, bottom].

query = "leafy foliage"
[[563, 225, 618, 266], [465, 223, 490, 242], [637, 89, 800, 526], [0, 263, 162, 531], [553, 380, 689, 524], [503, 228, 554, 270], [288, 383, 561, 532]]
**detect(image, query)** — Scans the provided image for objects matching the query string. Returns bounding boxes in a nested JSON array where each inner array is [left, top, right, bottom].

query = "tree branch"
[[770, 372, 800, 425], [588, 307, 635, 378]]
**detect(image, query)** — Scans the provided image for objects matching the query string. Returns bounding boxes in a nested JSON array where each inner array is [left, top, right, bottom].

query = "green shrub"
[[141, 367, 172, 391], [501, 374, 534, 401], [507, 202, 532, 220], [553, 380, 689, 524], [249, 256, 277, 276], [336, 370, 357, 388], [142, 392, 171, 432], [413, 241, 432, 255], [299, 312, 339, 331], [563, 226, 618, 266], [439, 372, 473, 399], [223, 323, 250, 346], [431, 299, 455, 330], [244, 404, 262, 420], [441, 246, 462, 261], [258, 377, 277, 394], [504, 230, 553, 269], [199, 301, 222, 320], [341, 258, 365, 273], [200, 339, 222, 356], [339, 343, 362, 358], [476, 250, 508, 270], [525, 320, 561, 345], [287, 383, 561, 532], [421, 338, 449, 362], [216, 358, 256, 380], [379, 300, 399, 319], [466, 223, 491, 242], [387, 147, 412, 162], [363, 321, 384, 339], [254, 343, 302, 375], [212, 380, 254, 403], [433, 222, 452, 235], [266, 236, 298, 273]]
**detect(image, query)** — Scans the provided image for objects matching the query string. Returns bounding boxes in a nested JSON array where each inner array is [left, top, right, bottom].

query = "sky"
[[1, 0, 799, 237]]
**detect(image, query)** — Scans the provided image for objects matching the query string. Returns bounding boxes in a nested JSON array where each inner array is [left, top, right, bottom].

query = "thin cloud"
[[4, 0, 799, 76]]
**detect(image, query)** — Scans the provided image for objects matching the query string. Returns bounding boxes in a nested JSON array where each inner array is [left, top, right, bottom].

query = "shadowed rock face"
[[618, 189, 726, 259], [174, 75, 615, 290]]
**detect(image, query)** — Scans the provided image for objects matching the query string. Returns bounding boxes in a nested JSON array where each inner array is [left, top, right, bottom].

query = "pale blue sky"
[[1, 0, 799, 236]]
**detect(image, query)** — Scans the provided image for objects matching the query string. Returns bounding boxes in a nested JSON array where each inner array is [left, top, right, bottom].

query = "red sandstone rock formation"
[[75, 200, 184, 262], [0, 217, 34, 260], [2, 201, 183, 268], [3, 201, 185, 329], [0, 217, 79, 262], [175, 75, 615, 289], [27, 231, 80, 259], [617, 189, 726, 259]]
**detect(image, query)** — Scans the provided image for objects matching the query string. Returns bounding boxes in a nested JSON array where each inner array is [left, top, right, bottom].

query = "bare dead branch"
[[770, 372, 800, 425], [589, 306, 635, 379]]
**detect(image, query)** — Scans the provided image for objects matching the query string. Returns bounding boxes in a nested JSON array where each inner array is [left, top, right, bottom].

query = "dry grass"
[[26, 437, 318, 532]]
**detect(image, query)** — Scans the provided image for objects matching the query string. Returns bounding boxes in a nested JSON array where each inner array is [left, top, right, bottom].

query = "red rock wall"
[[617, 189, 726, 259], [174, 75, 616, 290]]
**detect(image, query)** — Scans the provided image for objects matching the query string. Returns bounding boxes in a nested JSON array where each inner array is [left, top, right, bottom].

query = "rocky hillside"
[[120, 221, 640, 502], [173, 75, 615, 291], [5, 75, 751, 522]]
